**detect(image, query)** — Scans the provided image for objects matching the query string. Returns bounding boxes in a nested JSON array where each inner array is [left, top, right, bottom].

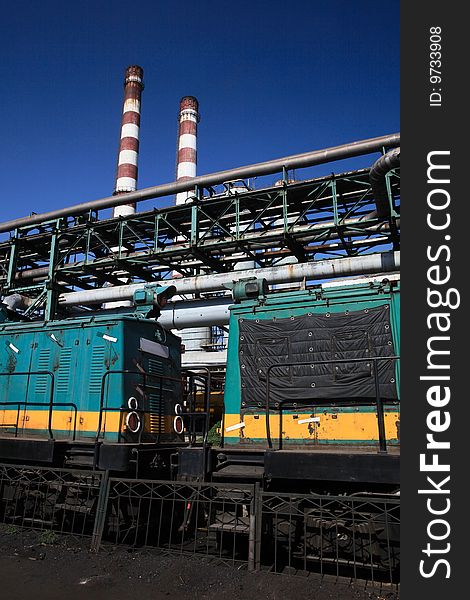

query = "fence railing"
[[0, 463, 104, 539], [0, 462, 399, 582], [0, 371, 81, 440], [259, 491, 400, 582], [91, 477, 255, 569]]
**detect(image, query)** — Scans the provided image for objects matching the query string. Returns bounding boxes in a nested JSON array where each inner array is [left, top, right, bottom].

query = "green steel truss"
[[0, 167, 400, 319]]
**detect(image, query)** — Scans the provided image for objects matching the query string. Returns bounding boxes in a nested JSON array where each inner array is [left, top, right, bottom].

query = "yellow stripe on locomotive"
[[223, 279, 400, 450]]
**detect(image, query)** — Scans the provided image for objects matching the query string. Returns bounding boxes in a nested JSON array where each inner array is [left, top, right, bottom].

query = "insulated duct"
[[159, 298, 231, 329], [370, 147, 400, 217], [161, 271, 400, 330], [59, 251, 400, 307], [1, 293, 34, 311]]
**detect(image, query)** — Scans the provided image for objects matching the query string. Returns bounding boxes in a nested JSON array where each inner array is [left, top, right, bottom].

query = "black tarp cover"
[[238, 304, 397, 407]]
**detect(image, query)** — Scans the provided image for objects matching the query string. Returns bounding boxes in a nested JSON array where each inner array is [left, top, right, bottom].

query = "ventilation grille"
[[148, 392, 164, 434], [89, 346, 106, 394], [34, 349, 51, 395], [147, 358, 164, 377], [56, 348, 72, 394]]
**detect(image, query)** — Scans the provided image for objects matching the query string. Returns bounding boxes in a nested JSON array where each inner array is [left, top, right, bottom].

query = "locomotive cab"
[[0, 285, 184, 473], [179, 276, 401, 491]]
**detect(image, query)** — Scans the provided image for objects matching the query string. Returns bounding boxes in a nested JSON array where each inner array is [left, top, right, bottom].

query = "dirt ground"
[[0, 525, 399, 600]]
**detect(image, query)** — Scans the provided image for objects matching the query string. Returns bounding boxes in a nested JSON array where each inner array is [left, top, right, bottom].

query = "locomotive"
[[0, 274, 401, 576], [0, 274, 400, 492], [179, 274, 400, 492], [0, 285, 184, 474], [0, 125, 401, 574]]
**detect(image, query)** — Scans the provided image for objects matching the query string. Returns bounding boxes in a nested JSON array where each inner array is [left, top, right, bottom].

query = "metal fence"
[[91, 478, 256, 569], [0, 463, 104, 539], [259, 491, 400, 582], [0, 462, 399, 582]]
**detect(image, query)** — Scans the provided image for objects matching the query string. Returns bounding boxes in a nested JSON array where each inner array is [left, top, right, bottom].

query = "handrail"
[[97, 368, 212, 476], [96, 369, 183, 443], [0, 400, 78, 440], [0, 370, 56, 439], [264, 355, 400, 453], [182, 368, 211, 448]]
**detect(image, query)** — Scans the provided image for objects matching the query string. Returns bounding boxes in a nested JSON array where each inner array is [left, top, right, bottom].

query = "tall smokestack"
[[175, 96, 199, 205], [113, 65, 144, 216], [173, 96, 209, 352]]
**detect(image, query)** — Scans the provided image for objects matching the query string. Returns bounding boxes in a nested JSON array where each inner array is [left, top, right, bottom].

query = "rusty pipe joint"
[[1, 293, 34, 311]]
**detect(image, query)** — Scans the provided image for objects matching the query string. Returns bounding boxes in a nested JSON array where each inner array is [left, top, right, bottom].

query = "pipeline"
[[159, 298, 231, 329], [73, 271, 400, 330], [370, 147, 400, 217], [0, 133, 399, 234], [1, 293, 34, 311], [158, 271, 400, 329], [59, 251, 400, 307]]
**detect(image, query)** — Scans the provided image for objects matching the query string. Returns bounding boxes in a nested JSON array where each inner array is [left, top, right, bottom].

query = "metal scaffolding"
[[0, 153, 400, 321]]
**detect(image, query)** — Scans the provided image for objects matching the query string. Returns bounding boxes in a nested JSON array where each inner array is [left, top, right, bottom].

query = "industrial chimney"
[[113, 65, 144, 216], [175, 96, 200, 205], [173, 96, 210, 354]]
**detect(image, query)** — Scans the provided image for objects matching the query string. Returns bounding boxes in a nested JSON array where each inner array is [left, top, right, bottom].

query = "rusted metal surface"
[[58, 251, 400, 308]]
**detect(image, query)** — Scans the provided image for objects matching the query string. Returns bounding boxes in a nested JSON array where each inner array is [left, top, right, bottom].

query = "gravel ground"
[[0, 525, 399, 600]]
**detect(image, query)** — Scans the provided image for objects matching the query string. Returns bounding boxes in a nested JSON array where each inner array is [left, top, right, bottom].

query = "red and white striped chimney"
[[175, 96, 200, 205], [113, 65, 144, 216]]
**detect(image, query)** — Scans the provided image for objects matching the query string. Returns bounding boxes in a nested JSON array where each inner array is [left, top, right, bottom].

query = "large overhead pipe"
[[58, 251, 400, 307], [158, 271, 401, 330], [159, 298, 231, 329], [0, 133, 399, 234], [370, 147, 400, 217], [1, 293, 34, 311]]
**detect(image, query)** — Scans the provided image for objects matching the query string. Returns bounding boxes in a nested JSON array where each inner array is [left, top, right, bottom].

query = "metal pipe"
[[370, 147, 400, 217], [1, 293, 34, 311], [159, 298, 231, 329], [15, 267, 50, 280], [59, 251, 400, 307], [0, 133, 399, 234]]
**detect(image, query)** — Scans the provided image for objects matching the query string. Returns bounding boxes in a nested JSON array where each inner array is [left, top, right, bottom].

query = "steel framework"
[[0, 163, 400, 320]]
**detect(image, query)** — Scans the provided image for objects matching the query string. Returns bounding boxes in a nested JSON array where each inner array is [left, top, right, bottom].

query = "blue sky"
[[0, 0, 399, 222]]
